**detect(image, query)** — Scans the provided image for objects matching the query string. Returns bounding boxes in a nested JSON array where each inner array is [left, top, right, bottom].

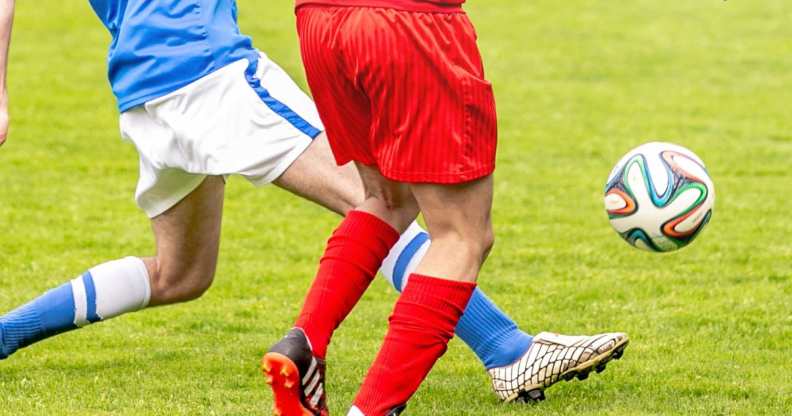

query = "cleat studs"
[[563, 372, 576, 381], [577, 371, 590, 381], [613, 342, 628, 359], [265, 376, 274, 385], [284, 380, 295, 389], [527, 389, 546, 401], [596, 363, 607, 373], [517, 389, 546, 403], [280, 369, 290, 377]]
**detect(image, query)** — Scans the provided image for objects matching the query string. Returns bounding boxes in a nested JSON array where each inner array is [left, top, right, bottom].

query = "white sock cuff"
[[87, 256, 151, 320], [379, 221, 430, 291], [347, 406, 365, 416]]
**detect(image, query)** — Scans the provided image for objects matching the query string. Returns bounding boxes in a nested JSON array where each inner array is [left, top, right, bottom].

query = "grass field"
[[1, 0, 791, 414]]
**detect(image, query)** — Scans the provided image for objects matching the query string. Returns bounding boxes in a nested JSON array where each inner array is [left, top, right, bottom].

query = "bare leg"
[[278, 136, 494, 281], [409, 176, 495, 282], [352, 163, 418, 232], [350, 176, 491, 415], [0, 176, 225, 359], [272, 133, 534, 375], [146, 176, 225, 305], [274, 133, 363, 216]]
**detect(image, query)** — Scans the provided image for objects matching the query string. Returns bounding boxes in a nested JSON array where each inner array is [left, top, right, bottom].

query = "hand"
[[0, 93, 7, 147]]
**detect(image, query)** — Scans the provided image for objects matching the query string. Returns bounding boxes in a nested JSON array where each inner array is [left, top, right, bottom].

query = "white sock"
[[70, 256, 151, 326], [347, 406, 365, 416], [379, 221, 431, 292]]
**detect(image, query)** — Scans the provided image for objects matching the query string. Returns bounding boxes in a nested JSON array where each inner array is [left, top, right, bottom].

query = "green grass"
[[1, 0, 791, 414]]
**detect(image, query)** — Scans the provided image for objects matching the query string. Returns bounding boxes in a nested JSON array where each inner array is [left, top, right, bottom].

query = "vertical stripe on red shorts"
[[296, 5, 497, 184]]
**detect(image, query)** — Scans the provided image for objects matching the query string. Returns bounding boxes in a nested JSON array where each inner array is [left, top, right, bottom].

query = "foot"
[[348, 405, 406, 416], [488, 331, 629, 402], [0, 324, 11, 360], [262, 328, 328, 416]]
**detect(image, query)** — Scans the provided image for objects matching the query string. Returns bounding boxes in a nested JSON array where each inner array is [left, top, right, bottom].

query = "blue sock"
[[455, 289, 533, 369], [1, 258, 151, 360], [0, 280, 78, 359], [380, 224, 534, 369]]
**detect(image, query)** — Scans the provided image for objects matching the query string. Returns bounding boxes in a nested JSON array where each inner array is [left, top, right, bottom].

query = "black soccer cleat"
[[386, 404, 407, 415], [262, 328, 328, 416]]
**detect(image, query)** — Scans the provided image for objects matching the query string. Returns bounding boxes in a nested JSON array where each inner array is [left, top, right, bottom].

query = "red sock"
[[353, 274, 476, 416], [295, 210, 400, 359]]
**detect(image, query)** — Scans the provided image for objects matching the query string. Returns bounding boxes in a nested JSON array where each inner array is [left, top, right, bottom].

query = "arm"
[[0, 0, 15, 146]]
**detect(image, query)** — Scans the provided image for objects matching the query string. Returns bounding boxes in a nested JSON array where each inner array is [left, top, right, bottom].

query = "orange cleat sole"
[[261, 352, 315, 416]]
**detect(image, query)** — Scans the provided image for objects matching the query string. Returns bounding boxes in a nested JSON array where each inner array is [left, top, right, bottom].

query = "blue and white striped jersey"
[[88, 0, 259, 111]]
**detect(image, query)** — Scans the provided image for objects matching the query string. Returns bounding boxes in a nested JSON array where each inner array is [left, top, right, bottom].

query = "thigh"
[[274, 132, 364, 217]]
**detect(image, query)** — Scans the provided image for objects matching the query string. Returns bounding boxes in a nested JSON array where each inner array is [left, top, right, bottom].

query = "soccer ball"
[[604, 142, 714, 252]]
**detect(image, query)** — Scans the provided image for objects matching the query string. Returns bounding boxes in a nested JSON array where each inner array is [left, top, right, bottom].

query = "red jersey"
[[295, 0, 464, 13]]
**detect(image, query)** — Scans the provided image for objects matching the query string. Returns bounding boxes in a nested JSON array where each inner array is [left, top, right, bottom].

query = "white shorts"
[[120, 53, 324, 218]]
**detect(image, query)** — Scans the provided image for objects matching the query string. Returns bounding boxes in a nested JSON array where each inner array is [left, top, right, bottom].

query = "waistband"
[[295, 0, 464, 13]]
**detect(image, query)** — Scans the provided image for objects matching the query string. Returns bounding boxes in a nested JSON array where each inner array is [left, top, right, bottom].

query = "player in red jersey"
[[262, 1, 629, 415]]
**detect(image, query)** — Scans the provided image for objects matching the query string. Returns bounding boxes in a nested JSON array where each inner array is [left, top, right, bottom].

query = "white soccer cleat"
[[488, 331, 629, 402]]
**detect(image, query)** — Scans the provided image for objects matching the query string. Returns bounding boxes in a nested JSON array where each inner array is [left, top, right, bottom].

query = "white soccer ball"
[[604, 142, 715, 252]]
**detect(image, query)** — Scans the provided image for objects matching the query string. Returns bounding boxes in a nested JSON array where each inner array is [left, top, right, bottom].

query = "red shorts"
[[296, 5, 497, 183]]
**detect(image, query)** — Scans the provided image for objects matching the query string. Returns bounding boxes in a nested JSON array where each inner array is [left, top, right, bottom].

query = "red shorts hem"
[[379, 165, 495, 184]]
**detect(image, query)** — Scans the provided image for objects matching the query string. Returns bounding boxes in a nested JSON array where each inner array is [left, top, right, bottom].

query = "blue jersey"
[[88, 0, 259, 111]]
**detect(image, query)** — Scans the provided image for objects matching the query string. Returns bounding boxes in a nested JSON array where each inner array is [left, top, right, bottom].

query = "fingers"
[[0, 106, 7, 146], [0, 116, 7, 146]]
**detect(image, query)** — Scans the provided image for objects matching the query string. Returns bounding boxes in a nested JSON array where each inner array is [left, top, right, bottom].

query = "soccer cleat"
[[348, 404, 405, 416], [386, 405, 407, 415], [488, 331, 629, 403], [262, 328, 328, 416]]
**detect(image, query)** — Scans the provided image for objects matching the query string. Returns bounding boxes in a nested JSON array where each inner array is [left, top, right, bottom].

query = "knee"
[[387, 201, 420, 232], [362, 190, 419, 233], [147, 258, 217, 305], [464, 226, 495, 261], [480, 225, 495, 258], [433, 222, 495, 261]]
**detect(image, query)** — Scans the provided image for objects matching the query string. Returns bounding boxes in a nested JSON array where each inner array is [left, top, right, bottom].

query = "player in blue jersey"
[[0, 0, 628, 410]]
